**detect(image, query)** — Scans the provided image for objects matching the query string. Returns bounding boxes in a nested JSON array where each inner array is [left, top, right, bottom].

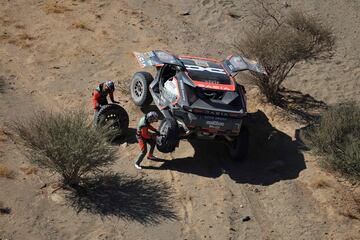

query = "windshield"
[[180, 58, 231, 85]]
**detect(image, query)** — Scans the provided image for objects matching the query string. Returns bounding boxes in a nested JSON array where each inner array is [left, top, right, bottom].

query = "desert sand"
[[1, 0, 360, 239]]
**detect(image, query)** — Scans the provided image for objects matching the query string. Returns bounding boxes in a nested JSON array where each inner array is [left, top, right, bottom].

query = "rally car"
[[130, 50, 267, 160]]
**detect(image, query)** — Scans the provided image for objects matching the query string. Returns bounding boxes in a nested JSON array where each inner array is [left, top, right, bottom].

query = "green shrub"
[[305, 103, 360, 180], [10, 110, 118, 186], [236, 1, 335, 104]]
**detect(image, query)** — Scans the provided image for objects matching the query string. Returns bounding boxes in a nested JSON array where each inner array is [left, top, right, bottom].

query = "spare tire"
[[130, 72, 153, 107], [229, 125, 249, 161], [156, 118, 179, 153], [96, 104, 129, 139]]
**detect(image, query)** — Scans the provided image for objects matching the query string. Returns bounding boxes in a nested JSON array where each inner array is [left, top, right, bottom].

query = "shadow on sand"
[[67, 173, 178, 224], [278, 89, 328, 122], [112, 127, 138, 145], [0, 76, 5, 94], [144, 110, 306, 186]]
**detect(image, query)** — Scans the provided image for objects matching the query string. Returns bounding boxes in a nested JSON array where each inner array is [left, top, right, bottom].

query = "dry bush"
[[10, 110, 118, 187], [42, 2, 72, 14], [0, 164, 15, 179], [310, 177, 331, 189], [0, 129, 7, 142], [117, 79, 130, 95], [72, 21, 93, 31], [0, 32, 10, 41], [304, 103, 360, 181], [236, 1, 335, 104], [17, 33, 35, 41], [19, 165, 38, 175], [14, 24, 25, 29], [7, 33, 36, 48]]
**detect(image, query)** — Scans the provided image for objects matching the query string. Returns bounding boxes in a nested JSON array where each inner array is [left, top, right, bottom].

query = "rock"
[[121, 142, 128, 148], [242, 216, 251, 222], [283, 2, 291, 8], [50, 193, 66, 205], [0, 207, 11, 214], [229, 227, 236, 231], [180, 11, 190, 16], [240, 204, 244, 208]]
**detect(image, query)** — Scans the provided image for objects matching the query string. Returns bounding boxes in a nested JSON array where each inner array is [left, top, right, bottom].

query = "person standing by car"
[[92, 80, 119, 125], [134, 111, 160, 169]]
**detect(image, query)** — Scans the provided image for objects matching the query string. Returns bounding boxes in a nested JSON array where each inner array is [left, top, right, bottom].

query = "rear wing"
[[133, 50, 184, 68], [222, 55, 267, 77]]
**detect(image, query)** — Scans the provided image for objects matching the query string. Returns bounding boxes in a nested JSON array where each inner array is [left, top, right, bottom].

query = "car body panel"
[[222, 55, 267, 76], [133, 50, 184, 68]]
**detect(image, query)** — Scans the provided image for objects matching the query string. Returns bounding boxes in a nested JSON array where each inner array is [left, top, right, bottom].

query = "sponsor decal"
[[206, 120, 225, 127], [193, 59, 209, 67], [179, 81, 187, 102], [185, 65, 226, 75], [204, 110, 229, 117], [204, 116, 227, 121], [193, 82, 233, 90]]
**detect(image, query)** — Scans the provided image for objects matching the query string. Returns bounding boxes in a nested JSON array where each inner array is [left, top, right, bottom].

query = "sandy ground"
[[1, 0, 360, 239]]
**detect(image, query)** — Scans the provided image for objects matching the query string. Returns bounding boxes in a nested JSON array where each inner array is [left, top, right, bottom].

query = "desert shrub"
[[304, 103, 360, 180], [236, 1, 335, 104], [10, 110, 117, 186], [0, 164, 15, 179]]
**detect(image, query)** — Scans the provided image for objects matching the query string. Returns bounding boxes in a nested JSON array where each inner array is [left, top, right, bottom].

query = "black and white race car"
[[130, 50, 267, 160]]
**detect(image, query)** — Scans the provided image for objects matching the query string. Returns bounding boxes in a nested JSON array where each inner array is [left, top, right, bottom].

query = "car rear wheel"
[[229, 125, 249, 161], [130, 71, 153, 107], [156, 118, 179, 153]]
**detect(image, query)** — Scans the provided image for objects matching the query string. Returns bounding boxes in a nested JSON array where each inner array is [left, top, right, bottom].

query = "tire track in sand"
[[168, 152, 199, 240]]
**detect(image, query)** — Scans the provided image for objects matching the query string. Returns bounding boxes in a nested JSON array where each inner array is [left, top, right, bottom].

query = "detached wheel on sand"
[[96, 104, 129, 139]]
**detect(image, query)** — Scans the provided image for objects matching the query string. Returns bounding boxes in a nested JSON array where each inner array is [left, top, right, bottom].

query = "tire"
[[130, 72, 153, 107], [156, 118, 179, 153], [96, 104, 129, 139], [229, 125, 249, 161]]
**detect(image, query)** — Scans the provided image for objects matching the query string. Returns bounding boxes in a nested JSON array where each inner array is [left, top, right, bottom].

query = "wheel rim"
[[134, 80, 144, 99], [104, 113, 122, 132]]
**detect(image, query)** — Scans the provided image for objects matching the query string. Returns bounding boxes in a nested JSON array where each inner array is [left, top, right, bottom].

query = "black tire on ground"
[[156, 118, 179, 153], [96, 104, 129, 139], [130, 72, 153, 107], [229, 125, 249, 161]]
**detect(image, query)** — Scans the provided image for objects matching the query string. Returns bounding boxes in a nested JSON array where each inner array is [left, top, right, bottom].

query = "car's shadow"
[[112, 127, 138, 145], [144, 110, 306, 186]]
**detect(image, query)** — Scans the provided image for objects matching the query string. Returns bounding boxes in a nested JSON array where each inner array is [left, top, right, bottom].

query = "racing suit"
[[92, 82, 116, 125], [135, 115, 158, 166]]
